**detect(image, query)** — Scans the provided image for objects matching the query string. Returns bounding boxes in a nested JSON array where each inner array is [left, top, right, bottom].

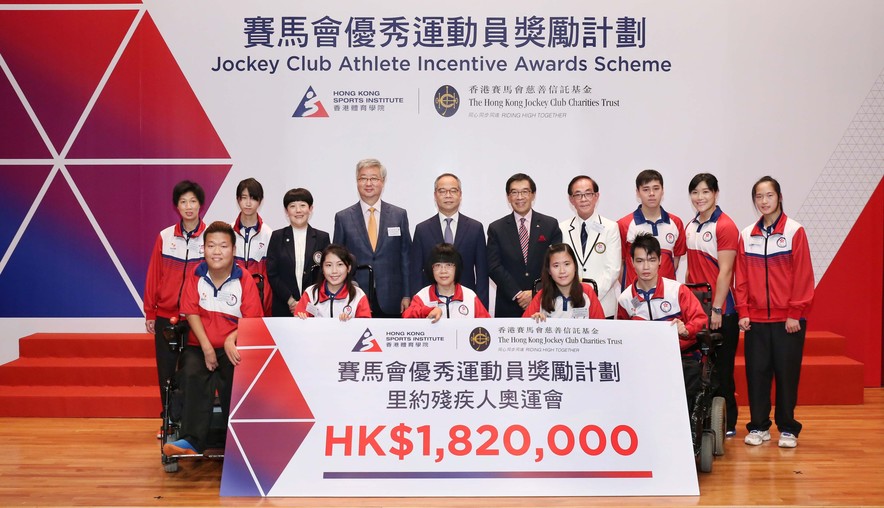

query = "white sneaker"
[[778, 432, 798, 448], [744, 429, 771, 446]]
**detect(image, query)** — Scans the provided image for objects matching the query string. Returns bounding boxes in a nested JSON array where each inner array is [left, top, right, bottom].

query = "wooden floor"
[[1, 389, 882, 507]]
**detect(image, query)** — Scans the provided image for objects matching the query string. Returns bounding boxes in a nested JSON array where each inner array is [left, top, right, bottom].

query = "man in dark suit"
[[487, 173, 562, 317], [266, 188, 330, 317], [410, 173, 489, 307], [333, 158, 412, 317]]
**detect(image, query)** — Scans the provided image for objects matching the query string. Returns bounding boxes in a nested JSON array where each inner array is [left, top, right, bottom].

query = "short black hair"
[[426, 243, 463, 284], [203, 220, 236, 245], [236, 178, 264, 202], [172, 180, 205, 207], [567, 175, 599, 195], [688, 173, 719, 193], [283, 188, 314, 208], [505, 173, 536, 194], [630, 233, 661, 259], [635, 169, 663, 189]]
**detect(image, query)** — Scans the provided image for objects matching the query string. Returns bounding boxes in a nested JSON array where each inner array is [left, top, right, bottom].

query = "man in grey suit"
[[410, 173, 489, 307], [487, 173, 562, 317], [333, 158, 412, 317]]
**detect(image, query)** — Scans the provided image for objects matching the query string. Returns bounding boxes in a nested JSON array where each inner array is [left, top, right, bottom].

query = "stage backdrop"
[[0, 0, 881, 384]]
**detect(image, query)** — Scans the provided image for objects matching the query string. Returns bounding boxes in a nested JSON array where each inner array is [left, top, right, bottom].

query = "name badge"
[[305, 303, 321, 316], [387, 227, 401, 236], [587, 221, 605, 234], [572, 307, 589, 319], [630, 296, 643, 308]]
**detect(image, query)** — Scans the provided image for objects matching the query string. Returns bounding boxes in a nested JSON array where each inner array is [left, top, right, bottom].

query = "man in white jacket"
[[559, 175, 622, 318]]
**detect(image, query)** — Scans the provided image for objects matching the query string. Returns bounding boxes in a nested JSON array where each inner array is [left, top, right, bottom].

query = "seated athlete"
[[294, 244, 371, 320], [403, 243, 490, 321], [617, 233, 706, 355], [163, 221, 263, 456], [524, 243, 605, 322]]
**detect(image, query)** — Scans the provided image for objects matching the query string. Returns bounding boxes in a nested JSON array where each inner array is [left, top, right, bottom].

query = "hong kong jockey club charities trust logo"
[[434, 85, 459, 117], [469, 327, 491, 352], [352, 328, 382, 352], [293, 85, 329, 118]]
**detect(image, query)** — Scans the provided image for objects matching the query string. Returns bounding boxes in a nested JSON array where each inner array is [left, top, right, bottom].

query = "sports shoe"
[[778, 432, 798, 448], [744, 429, 771, 446], [163, 439, 198, 456], [725, 428, 737, 438]]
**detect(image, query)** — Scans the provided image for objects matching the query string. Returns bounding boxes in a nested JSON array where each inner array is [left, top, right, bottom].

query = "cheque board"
[[220, 317, 698, 497]]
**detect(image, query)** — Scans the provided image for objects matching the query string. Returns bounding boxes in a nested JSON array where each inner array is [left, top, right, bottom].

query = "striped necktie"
[[519, 217, 529, 263]]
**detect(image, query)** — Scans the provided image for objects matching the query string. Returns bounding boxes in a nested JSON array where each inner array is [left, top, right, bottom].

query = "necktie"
[[519, 217, 529, 263], [580, 222, 588, 251], [443, 217, 453, 244], [368, 207, 378, 251]]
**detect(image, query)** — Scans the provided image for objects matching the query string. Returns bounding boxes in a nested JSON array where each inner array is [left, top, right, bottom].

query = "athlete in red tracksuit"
[[144, 181, 206, 419], [231, 178, 273, 316], [685, 173, 741, 436], [295, 244, 372, 320], [735, 176, 814, 449], [404, 243, 491, 321], [524, 243, 605, 321]]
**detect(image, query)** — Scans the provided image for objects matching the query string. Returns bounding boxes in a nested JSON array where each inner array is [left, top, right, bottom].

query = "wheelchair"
[[159, 274, 265, 473], [683, 282, 727, 473]]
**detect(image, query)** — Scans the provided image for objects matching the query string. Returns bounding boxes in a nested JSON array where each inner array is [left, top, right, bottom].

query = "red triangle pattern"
[[237, 318, 276, 347], [0, 68, 48, 158], [0, 9, 136, 153], [233, 351, 314, 420], [229, 348, 274, 416], [69, 12, 228, 159], [229, 421, 314, 495]]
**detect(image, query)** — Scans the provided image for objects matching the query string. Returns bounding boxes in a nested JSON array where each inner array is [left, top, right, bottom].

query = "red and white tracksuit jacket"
[[403, 284, 491, 319], [522, 283, 606, 319], [618, 206, 686, 287], [232, 214, 273, 316], [294, 283, 372, 318], [143, 221, 206, 320], [685, 206, 739, 314], [735, 213, 814, 322], [617, 275, 708, 353], [179, 262, 263, 348]]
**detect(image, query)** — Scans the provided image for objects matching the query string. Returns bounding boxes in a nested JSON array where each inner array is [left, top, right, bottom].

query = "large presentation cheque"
[[220, 318, 698, 497]]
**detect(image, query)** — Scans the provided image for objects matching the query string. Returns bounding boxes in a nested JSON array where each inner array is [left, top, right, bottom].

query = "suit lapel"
[[304, 225, 318, 288], [375, 202, 391, 251], [452, 215, 466, 249], [505, 215, 524, 265], [350, 203, 372, 253], [282, 227, 297, 292]]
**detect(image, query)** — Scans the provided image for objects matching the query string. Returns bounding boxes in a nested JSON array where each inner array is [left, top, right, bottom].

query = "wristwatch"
[[711, 307, 723, 315]]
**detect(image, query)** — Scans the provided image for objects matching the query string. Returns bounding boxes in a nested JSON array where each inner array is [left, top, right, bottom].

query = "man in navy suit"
[[410, 173, 489, 307], [487, 173, 562, 317], [266, 188, 330, 317], [333, 158, 412, 317]]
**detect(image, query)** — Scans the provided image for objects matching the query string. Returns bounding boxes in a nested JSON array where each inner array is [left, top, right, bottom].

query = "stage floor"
[[1, 389, 882, 507]]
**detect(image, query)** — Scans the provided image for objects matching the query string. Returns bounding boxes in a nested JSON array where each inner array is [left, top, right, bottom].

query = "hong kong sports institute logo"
[[352, 328, 382, 352], [293, 85, 329, 118]]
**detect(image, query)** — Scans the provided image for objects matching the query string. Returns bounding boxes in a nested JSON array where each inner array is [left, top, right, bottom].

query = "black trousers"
[[714, 314, 740, 430], [178, 346, 234, 452], [744, 320, 805, 436], [154, 316, 178, 412]]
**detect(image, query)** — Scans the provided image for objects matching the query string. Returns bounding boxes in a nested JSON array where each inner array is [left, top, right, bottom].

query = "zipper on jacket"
[[763, 234, 771, 319]]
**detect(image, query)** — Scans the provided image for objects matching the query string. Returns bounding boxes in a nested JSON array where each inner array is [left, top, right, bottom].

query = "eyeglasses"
[[435, 188, 461, 196], [432, 262, 456, 270], [358, 176, 382, 184], [508, 189, 533, 197], [571, 191, 597, 200]]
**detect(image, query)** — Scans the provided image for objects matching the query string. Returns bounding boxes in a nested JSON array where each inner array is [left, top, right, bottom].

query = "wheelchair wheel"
[[699, 432, 714, 473], [711, 396, 726, 456]]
